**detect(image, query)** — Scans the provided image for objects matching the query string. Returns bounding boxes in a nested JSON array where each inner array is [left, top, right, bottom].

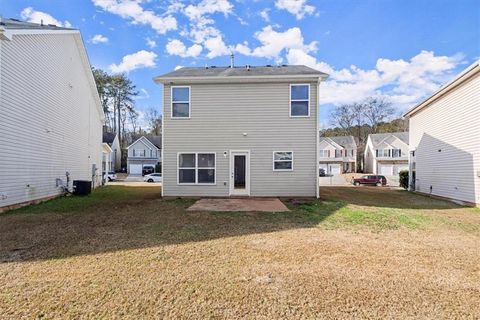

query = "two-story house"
[[126, 135, 162, 175], [318, 136, 357, 174], [102, 131, 121, 171], [0, 19, 104, 211], [364, 132, 409, 175], [405, 61, 479, 205], [154, 65, 328, 197]]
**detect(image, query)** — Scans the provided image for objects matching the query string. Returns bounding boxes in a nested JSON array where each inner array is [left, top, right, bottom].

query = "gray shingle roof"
[[369, 132, 409, 147], [320, 135, 357, 149], [0, 18, 74, 31], [102, 132, 116, 145], [131, 135, 162, 149], [156, 65, 328, 78]]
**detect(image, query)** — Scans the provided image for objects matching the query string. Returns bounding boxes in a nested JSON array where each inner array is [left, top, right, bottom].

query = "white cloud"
[[234, 42, 252, 56], [109, 50, 158, 73], [174, 65, 184, 71], [259, 9, 270, 22], [205, 36, 230, 58], [275, 0, 315, 20], [146, 37, 157, 48], [166, 39, 203, 58], [92, 0, 177, 34], [245, 26, 317, 60], [286, 47, 463, 110], [21, 7, 72, 27], [184, 0, 233, 26], [91, 34, 109, 44]]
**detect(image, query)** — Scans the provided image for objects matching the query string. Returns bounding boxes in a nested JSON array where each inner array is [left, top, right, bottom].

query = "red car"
[[353, 175, 387, 187]]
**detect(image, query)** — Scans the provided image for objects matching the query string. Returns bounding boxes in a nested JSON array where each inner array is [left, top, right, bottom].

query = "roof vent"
[[245, 65, 251, 70], [266, 64, 272, 67]]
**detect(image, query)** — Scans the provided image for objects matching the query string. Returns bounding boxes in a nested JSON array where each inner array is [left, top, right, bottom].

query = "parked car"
[[144, 173, 162, 183], [104, 171, 117, 182], [142, 166, 155, 176], [319, 168, 326, 177], [353, 175, 387, 187]]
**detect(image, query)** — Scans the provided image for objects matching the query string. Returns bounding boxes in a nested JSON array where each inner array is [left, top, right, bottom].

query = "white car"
[[105, 171, 117, 182], [144, 173, 162, 183]]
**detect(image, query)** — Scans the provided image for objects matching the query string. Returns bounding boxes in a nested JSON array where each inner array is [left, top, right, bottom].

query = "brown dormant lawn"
[[1, 186, 479, 319]]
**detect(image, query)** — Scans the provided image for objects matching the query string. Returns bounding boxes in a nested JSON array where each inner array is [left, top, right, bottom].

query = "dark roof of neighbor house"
[[156, 65, 328, 79], [130, 135, 162, 149], [102, 132, 116, 145], [369, 132, 409, 147], [0, 18, 75, 31], [320, 135, 357, 149]]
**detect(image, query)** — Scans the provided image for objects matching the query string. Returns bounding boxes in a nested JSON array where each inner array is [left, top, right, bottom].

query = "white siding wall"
[[163, 81, 318, 197], [0, 33, 103, 208], [409, 73, 480, 204]]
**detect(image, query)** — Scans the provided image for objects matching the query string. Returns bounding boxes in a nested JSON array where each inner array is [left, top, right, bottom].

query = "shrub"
[[399, 170, 409, 189]]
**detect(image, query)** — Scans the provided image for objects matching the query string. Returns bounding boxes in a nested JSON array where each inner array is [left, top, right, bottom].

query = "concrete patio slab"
[[187, 198, 290, 212]]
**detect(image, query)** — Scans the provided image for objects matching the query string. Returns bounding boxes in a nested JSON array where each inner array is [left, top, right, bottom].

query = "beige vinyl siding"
[[163, 81, 318, 197], [0, 33, 103, 209], [409, 72, 480, 204]]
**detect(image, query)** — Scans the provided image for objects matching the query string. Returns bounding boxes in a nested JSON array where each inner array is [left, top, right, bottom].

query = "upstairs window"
[[171, 86, 190, 118], [290, 84, 310, 117], [392, 149, 402, 157], [319, 150, 329, 158], [273, 151, 293, 171], [335, 150, 342, 158]]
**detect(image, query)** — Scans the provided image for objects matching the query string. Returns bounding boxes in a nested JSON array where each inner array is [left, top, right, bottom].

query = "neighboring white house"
[[364, 132, 409, 175], [102, 131, 121, 171], [405, 61, 480, 205], [126, 136, 162, 175], [0, 19, 104, 210], [102, 143, 113, 183], [318, 136, 357, 174], [154, 65, 328, 197]]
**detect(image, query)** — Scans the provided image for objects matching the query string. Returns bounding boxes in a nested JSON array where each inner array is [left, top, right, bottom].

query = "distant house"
[[154, 65, 328, 197], [318, 136, 357, 174], [126, 136, 162, 175], [102, 143, 113, 182], [102, 131, 121, 171], [0, 19, 104, 210], [364, 132, 409, 175], [405, 61, 479, 205]]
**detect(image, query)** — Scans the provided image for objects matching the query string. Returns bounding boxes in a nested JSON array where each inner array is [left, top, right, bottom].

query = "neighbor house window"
[[273, 151, 293, 171], [335, 149, 343, 158], [133, 149, 145, 157], [178, 153, 215, 184], [376, 149, 390, 157], [290, 84, 310, 117], [319, 150, 329, 158], [171, 86, 190, 118], [392, 149, 402, 157]]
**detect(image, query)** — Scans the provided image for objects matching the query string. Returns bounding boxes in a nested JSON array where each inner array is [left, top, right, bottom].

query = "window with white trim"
[[319, 150, 329, 158], [178, 153, 215, 184], [290, 84, 309, 117], [273, 151, 293, 171], [172, 86, 190, 118]]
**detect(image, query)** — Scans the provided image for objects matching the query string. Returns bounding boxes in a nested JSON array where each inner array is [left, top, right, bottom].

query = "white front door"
[[230, 151, 250, 196]]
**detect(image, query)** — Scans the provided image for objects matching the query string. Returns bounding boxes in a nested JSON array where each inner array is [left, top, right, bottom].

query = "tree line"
[[322, 97, 408, 171], [92, 68, 162, 150]]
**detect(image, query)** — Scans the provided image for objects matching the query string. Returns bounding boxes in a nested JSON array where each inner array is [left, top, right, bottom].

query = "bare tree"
[[362, 96, 395, 133], [329, 104, 356, 135], [145, 108, 162, 135]]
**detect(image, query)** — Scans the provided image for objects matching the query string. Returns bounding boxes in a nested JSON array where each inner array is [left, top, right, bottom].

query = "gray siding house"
[[154, 65, 328, 197], [126, 136, 162, 175], [318, 136, 357, 174]]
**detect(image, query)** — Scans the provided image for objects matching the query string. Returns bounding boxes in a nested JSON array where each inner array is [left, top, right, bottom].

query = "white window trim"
[[273, 151, 294, 171], [171, 86, 191, 119], [177, 152, 216, 185], [289, 84, 310, 118], [319, 150, 329, 158]]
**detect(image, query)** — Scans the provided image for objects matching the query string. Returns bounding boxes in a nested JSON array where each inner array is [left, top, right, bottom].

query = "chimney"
[[230, 53, 234, 68]]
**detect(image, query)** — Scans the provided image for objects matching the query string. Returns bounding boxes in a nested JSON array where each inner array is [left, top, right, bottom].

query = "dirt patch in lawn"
[[0, 186, 479, 319]]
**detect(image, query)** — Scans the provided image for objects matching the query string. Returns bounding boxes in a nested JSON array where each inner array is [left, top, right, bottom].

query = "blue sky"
[[1, 0, 479, 128]]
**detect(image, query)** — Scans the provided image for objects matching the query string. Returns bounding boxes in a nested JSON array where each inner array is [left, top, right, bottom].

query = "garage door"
[[329, 164, 341, 175], [129, 164, 142, 175], [379, 164, 393, 176]]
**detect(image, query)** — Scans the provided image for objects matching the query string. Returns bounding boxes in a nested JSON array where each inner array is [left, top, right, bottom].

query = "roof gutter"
[[154, 73, 329, 84], [404, 60, 480, 118]]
